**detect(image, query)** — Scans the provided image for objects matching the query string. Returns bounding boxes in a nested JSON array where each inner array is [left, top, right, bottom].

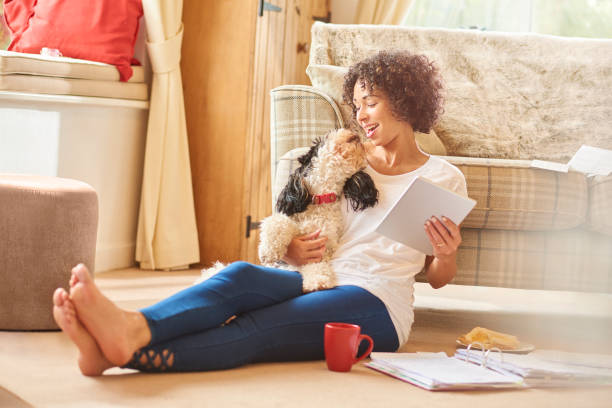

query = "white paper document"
[[374, 177, 476, 255], [567, 145, 612, 176]]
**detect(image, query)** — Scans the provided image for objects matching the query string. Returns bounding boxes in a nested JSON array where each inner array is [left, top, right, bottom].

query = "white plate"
[[456, 339, 535, 354]]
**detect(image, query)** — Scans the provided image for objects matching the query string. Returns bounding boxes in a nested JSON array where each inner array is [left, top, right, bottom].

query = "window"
[[404, 0, 612, 39]]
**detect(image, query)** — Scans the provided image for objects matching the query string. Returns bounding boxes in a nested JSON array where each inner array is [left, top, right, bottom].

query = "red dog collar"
[[312, 192, 337, 205]]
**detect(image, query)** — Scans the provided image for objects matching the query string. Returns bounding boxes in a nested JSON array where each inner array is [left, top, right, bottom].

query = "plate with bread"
[[456, 327, 535, 354]]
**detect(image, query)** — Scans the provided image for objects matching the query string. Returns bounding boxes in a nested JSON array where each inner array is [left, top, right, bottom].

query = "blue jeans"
[[128, 261, 399, 372]]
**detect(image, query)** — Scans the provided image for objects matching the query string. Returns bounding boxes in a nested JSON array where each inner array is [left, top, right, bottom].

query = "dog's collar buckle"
[[312, 192, 337, 205]]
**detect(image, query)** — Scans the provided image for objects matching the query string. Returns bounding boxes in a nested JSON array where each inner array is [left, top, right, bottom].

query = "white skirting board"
[[0, 91, 149, 271]]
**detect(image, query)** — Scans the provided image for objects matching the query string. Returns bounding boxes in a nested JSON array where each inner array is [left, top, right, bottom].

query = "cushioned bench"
[[0, 50, 147, 100]]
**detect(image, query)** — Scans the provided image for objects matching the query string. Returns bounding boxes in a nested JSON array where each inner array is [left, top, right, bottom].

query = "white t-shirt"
[[331, 156, 468, 347]]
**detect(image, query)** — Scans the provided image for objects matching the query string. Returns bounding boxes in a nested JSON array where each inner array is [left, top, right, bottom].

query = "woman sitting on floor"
[[52, 50, 467, 375]]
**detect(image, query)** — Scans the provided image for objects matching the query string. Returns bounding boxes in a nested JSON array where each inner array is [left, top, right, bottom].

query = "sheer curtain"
[[354, 0, 413, 25]]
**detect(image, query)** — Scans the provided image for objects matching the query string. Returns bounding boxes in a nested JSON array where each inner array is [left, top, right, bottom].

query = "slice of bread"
[[458, 327, 520, 350]]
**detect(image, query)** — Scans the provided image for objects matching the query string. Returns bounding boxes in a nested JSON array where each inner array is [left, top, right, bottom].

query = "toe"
[[64, 296, 76, 313], [70, 273, 77, 288], [53, 288, 67, 306], [73, 263, 92, 284]]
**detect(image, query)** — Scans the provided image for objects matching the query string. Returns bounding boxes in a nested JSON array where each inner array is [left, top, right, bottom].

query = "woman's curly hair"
[[342, 50, 444, 134]]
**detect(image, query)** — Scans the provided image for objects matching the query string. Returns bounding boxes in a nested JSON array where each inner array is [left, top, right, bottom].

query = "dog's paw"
[[194, 261, 227, 285], [300, 263, 336, 292], [258, 214, 298, 263]]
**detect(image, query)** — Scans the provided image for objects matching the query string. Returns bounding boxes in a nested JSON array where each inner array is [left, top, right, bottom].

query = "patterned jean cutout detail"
[[128, 348, 174, 372]]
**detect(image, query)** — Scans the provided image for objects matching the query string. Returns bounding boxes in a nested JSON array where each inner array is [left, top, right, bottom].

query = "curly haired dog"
[[258, 128, 378, 292]]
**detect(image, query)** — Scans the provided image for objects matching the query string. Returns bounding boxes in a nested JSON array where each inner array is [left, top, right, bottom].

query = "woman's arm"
[[424, 253, 457, 289], [423, 216, 461, 289]]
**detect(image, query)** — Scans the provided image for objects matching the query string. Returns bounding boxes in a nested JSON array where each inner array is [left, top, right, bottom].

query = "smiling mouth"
[[365, 124, 378, 138]]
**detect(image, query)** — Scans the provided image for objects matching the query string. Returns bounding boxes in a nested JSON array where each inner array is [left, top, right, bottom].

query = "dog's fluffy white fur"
[[258, 128, 378, 291], [197, 129, 378, 292]]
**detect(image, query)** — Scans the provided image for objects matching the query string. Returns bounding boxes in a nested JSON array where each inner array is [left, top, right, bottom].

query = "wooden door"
[[182, 0, 257, 268], [182, 0, 329, 268], [241, 0, 330, 263]]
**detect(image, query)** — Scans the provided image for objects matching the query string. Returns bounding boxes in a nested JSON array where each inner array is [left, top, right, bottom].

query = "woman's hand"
[[424, 216, 461, 260], [282, 230, 328, 267], [424, 216, 462, 288]]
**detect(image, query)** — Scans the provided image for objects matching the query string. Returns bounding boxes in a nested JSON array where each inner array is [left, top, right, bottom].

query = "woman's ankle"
[[128, 311, 153, 350]]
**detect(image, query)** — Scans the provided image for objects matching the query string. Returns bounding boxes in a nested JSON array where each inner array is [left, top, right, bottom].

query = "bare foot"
[[53, 288, 113, 376], [69, 264, 151, 366]]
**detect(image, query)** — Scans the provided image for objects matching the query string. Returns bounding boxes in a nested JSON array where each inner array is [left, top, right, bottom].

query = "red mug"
[[324, 322, 374, 372]]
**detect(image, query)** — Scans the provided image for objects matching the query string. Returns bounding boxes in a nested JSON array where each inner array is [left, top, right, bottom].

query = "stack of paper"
[[366, 352, 524, 391], [455, 349, 612, 387]]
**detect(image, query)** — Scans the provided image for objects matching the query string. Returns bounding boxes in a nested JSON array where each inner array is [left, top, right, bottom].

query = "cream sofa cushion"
[[0, 50, 147, 100], [0, 50, 145, 82], [306, 63, 447, 156], [0, 74, 148, 100]]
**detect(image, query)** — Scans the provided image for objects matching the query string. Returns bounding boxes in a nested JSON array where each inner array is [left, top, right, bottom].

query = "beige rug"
[[1, 268, 611, 407]]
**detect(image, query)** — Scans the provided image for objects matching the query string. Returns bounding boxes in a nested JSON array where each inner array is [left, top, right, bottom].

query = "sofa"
[[269, 22, 612, 293]]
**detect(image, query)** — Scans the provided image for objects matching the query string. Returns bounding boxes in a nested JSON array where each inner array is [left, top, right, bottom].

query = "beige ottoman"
[[0, 174, 98, 330]]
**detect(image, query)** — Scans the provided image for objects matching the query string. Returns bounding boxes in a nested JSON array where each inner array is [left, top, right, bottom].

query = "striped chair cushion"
[[417, 228, 612, 293], [270, 85, 343, 205], [447, 157, 588, 231]]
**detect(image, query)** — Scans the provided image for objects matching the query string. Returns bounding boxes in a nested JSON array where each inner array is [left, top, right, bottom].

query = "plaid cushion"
[[417, 228, 612, 293], [447, 157, 588, 231], [270, 85, 343, 205], [587, 174, 612, 237]]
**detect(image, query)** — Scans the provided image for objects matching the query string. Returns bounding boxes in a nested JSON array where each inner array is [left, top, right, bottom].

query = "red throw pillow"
[[3, 0, 36, 38], [4, 0, 143, 81]]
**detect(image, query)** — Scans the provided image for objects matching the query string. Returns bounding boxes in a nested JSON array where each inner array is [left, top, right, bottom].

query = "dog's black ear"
[[297, 137, 323, 166], [343, 170, 379, 211], [276, 172, 312, 216]]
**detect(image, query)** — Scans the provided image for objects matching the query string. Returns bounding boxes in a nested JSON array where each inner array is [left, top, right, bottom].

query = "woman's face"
[[352, 80, 413, 148]]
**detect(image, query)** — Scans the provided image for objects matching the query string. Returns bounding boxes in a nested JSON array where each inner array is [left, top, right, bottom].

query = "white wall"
[[0, 108, 60, 175], [330, 0, 360, 24]]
